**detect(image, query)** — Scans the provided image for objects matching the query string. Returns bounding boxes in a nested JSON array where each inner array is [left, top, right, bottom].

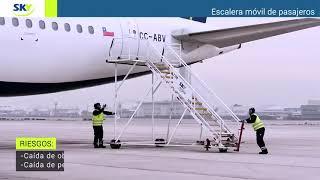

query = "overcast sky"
[[1, 18, 319, 111]]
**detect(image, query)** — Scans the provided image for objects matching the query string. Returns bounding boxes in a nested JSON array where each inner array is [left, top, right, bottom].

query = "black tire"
[[219, 148, 228, 153], [110, 139, 121, 149], [196, 140, 205, 145]]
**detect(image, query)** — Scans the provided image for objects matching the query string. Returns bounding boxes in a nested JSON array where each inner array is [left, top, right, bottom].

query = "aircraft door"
[[108, 22, 122, 60], [120, 19, 140, 60]]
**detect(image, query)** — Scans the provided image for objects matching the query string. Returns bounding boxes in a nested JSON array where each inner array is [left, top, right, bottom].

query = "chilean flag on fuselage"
[[102, 27, 114, 37]]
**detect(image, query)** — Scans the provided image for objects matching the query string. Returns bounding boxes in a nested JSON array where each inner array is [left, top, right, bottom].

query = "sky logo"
[[13, 3, 35, 16]]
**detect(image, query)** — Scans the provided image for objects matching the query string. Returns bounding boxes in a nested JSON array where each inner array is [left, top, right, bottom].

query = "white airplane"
[[0, 17, 319, 97]]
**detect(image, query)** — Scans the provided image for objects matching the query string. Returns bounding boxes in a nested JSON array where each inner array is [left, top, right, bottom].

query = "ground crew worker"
[[92, 103, 114, 148], [245, 107, 268, 154]]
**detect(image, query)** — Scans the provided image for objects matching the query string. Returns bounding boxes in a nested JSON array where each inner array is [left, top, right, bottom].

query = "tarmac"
[[0, 119, 320, 180]]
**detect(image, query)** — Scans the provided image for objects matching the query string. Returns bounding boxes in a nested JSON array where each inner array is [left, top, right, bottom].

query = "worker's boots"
[[259, 147, 268, 154], [99, 141, 106, 148], [94, 144, 99, 148]]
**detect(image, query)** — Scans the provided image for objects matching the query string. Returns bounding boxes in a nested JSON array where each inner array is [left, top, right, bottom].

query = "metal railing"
[[143, 41, 241, 142]]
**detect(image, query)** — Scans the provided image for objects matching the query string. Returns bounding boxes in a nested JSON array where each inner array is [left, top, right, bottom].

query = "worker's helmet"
[[94, 103, 101, 109], [249, 107, 255, 115]]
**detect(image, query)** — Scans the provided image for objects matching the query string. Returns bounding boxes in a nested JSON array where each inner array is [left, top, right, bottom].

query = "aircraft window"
[[0, 17, 5, 25], [76, 24, 83, 33], [12, 18, 19, 27], [88, 26, 94, 34], [64, 23, 71, 32], [52, 22, 58, 31], [26, 19, 32, 28], [39, 20, 45, 29]]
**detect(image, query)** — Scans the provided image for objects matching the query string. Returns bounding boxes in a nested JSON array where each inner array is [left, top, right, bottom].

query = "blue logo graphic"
[[13, 3, 35, 16]]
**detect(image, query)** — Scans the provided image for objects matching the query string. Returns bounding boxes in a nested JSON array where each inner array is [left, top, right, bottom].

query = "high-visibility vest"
[[92, 112, 105, 126], [251, 113, 264, 131]]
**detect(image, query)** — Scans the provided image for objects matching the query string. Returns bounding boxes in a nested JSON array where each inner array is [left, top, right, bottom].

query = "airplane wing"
[[172, 18, 320, 48]]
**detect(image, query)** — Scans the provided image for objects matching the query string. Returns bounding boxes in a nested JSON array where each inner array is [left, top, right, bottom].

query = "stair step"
[[206, 117, 218, 121], [191, 101, 203, 105], [160, 70, 172, 74], [220, 141, 237, 146], [213, 130, 232, 134], [220, 137, 236, 142], [161, 75, 173, 79], [155, 64, 169, 70], [196, 107, 207, 111], [208, 123, 220, 127], [199, 113, 212, 116], [211, 133, 234, 139], [204, 117, 218, 121]]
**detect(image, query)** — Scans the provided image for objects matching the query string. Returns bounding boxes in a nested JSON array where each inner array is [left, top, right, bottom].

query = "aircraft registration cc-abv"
[[0, 17, 319, 96]]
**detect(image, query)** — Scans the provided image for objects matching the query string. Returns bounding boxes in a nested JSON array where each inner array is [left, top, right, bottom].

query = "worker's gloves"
[[239, 120, 245, 123]]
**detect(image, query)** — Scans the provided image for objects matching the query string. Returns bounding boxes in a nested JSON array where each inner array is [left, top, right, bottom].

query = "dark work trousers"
[[93, 126, 104, 145], [256, 127, 266, 148]]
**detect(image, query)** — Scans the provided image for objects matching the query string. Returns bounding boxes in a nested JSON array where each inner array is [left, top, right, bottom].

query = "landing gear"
[[110, 139, 121, 149], [155, 138, 166, 147]]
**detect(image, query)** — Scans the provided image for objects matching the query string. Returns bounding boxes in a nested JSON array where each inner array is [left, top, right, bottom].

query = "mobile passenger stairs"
[[106, 38, 245, 152]]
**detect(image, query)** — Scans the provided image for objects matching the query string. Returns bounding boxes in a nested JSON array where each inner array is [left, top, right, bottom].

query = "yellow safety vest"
[[252, 113, 264, 131], [92, 112, 105, 126]]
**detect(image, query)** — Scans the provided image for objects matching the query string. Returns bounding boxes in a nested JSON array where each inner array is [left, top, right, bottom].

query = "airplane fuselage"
[[0, 17, 239, 96]]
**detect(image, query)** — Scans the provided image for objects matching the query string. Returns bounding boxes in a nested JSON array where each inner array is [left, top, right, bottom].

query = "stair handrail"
[[163, 43, 241, 124], [145, 42, 233, 135]]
